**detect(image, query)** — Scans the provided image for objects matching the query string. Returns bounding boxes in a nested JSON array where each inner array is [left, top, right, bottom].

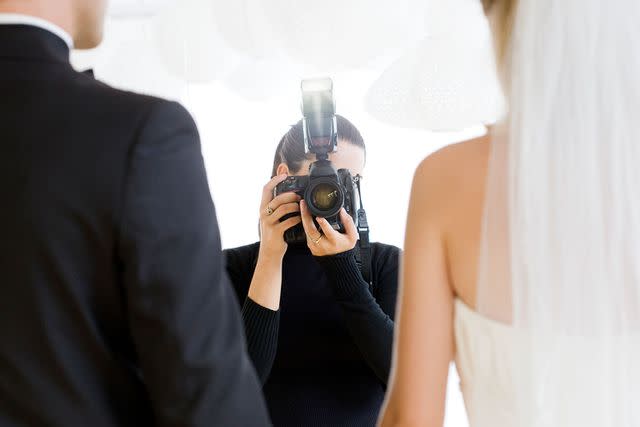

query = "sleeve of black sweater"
[[315, 244, 400, 385], [241, 297, 279, 384], [223, 245, 280, 385]]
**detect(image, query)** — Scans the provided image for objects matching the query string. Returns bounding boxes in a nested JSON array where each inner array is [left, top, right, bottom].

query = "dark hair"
[[271, 115, 366, 177]]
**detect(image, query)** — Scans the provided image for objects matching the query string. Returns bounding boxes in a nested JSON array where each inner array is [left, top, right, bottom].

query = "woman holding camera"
[[224, 115, 400, 426]]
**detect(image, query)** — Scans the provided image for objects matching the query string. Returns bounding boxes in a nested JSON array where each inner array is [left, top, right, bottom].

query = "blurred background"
[[71, 1, 504, 425]]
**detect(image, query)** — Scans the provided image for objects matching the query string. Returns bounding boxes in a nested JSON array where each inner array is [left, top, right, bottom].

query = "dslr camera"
[[274, 78, 361, 244]]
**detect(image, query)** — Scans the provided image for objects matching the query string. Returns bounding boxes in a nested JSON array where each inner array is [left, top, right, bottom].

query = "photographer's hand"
[[258, 175, 302, 259], [300, 200, 359, 256], [248, 175, 302, 311]]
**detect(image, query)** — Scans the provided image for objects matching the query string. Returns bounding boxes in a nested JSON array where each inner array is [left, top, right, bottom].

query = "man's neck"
[[0, 1, 73, 38]]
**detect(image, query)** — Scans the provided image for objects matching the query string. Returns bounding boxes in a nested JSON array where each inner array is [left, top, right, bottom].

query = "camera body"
[[274, 166, 360, 244], [274, 77, 361, 244]]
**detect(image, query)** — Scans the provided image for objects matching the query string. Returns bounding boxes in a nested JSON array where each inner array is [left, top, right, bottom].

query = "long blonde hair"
[[478, 0, 640, 424], [482, 0, 517, 69]]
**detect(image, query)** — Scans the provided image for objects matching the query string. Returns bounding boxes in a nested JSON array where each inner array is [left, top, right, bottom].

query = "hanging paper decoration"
[[153, 0, 237, 83], [365, 0, 504, 130]]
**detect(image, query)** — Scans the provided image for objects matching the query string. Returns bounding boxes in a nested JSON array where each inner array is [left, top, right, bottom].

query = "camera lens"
[[311, 183, 340, 211], [305, 179, 344, 218]]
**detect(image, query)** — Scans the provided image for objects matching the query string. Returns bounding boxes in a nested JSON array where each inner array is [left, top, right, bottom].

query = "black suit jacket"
[[0, 25, 269, 427]]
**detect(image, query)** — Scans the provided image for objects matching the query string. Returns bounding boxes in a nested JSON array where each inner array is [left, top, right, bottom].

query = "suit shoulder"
[[72, 72, 193, 128], [72, 72, 160, 107]]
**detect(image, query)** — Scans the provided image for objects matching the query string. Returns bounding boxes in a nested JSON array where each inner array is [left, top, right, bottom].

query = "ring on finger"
[[266, 205, 274, 216], [311, 234, 324, 245]]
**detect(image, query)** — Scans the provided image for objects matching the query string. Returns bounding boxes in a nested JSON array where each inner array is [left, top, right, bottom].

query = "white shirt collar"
[[0, 13, 73, 49]]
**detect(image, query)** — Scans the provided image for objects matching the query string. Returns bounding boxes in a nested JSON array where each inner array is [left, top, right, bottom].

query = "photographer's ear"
[[276, 163, 290, 176]]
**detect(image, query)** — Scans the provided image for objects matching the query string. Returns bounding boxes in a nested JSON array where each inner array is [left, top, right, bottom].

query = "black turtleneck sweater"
[[223, 242, 400, 427]]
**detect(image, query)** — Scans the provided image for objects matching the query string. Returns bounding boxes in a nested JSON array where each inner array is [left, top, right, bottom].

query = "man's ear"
[[276, 163, 290, 176]]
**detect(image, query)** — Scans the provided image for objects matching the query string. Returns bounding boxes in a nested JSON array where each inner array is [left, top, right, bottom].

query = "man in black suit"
[[0, 1, 270, 426]]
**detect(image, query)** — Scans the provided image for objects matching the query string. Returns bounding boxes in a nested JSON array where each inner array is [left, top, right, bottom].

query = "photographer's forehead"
[[327, 139, 366, 176]]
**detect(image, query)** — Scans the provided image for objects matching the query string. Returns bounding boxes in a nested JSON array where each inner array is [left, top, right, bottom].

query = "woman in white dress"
[[379, 0, 640, 426]]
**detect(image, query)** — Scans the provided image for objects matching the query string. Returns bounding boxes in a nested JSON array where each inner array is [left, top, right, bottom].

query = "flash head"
[[301, 77, 337, 158]]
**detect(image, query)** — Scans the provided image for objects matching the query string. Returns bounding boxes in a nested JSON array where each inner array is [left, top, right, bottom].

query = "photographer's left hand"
[[300, 199, 359, 256]]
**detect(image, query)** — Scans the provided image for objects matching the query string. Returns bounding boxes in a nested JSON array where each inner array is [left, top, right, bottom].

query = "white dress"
[[454, 298, 525, 427], [454, 298, 640, 427]]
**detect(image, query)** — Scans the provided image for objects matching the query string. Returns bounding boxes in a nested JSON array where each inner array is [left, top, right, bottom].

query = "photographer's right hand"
[[258, 174, 302, 261], [248, 175, 301, 311]]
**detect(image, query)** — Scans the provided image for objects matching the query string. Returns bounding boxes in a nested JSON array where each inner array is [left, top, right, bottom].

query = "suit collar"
[[0, 14, 73, 49], [0, 24, 70, 64]]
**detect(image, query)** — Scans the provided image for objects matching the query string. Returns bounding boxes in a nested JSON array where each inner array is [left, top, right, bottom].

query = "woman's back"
[[423, 133, 640, 427], [425, 134, 490, 309]]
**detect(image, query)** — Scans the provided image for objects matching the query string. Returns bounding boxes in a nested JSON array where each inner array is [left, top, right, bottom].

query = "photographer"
[[224, 114, 400, 426]]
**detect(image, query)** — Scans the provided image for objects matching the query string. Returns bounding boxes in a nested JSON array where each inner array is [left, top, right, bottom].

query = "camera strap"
[[354, 177, 373, 288]]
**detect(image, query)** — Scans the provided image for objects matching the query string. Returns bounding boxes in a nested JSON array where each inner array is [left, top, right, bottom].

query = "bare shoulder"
[[414, 133, 490, 197], [417, 134, 489, 178], [408, 134, 491, 301]]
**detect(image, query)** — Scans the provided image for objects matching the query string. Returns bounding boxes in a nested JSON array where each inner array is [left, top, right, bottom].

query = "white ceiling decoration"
[[74, 0, 503, 130], [153, 0, 236, 83], [107, 0, 174, 18], [365, 0, 505, 131]]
